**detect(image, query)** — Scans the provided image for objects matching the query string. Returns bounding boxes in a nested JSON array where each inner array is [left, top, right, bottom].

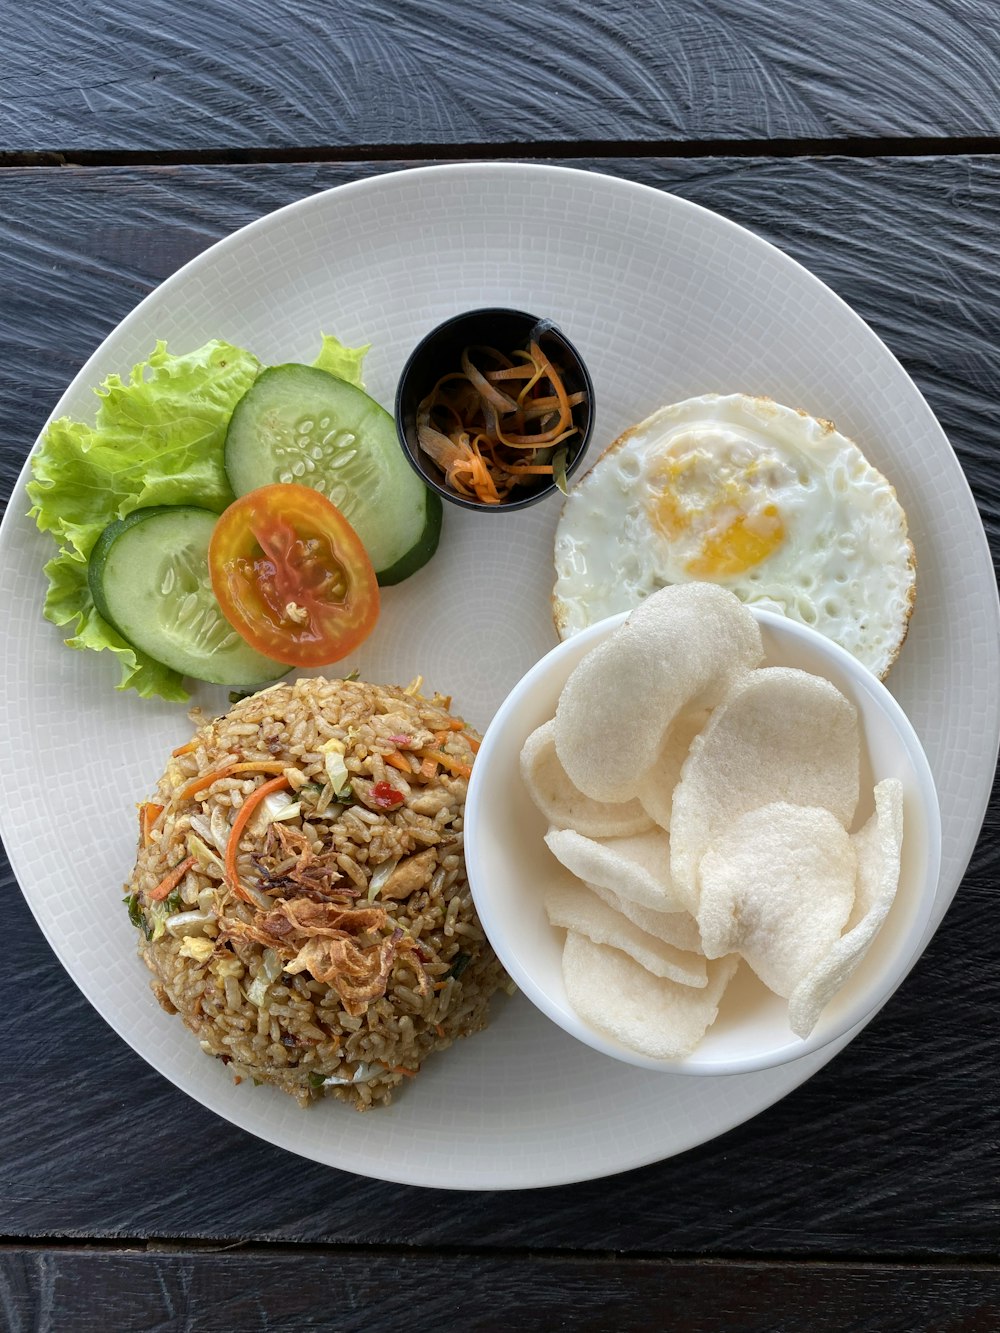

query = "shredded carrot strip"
[[510, 391, 586, 418], [388, 1065, 418, 1078], [425, 750, 473, 780], [139, 801, 164, 848], [147, 855, 195, 903], [434, 1023, 446, 1037], [515, 361, 547, 415], [485, 364, 535, 381], [446, 438, 500, 504], [385, 751, 413, 774], [171, 740, 198, 757], [419, 756, 439, 781], [179, 761, 288, 803], [416, 337, 584, 504], [465, 734, 481, 754], [224, 774, 291, 903], [532, 340, 572, 418]]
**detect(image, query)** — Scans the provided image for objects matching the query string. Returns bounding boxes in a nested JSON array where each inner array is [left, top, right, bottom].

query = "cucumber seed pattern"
[[266, 412, 381, 517], [159, 542, 242, 654]]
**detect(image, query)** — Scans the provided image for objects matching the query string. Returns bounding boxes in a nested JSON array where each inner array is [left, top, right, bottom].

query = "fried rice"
[[125, 675, 508, 1109]]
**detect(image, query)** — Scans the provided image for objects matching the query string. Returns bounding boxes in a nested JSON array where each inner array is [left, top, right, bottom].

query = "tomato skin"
[[209, 484, 380, 667], [371, 781, 405, 809]]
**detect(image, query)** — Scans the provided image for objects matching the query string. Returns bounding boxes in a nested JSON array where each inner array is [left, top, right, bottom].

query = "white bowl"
[[465, 607, 942, 1075]]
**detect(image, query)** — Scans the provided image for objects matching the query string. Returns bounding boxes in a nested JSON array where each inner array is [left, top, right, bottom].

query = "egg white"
[[552, 394, 915, 678]]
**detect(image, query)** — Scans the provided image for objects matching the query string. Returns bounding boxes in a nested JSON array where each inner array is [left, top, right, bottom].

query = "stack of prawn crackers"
[[520, 584, 904, 1060]]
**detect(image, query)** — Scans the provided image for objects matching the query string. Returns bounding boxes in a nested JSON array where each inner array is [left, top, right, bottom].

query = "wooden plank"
[[0, 158, 997, 1251], [1, 826, 995, 1251], [1, 1249, 998, 1332], [1, 1, 1000, 153]]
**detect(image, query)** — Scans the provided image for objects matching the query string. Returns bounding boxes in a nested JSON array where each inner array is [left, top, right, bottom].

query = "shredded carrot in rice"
[[224, 774, 291, 903], [425, 750, 473, 780], [384, 751, 413, 774], [171, 740, 199, 757], [147, 855, 195, 902], [138, 801, 163, 848], [179, 761, 288, 802]]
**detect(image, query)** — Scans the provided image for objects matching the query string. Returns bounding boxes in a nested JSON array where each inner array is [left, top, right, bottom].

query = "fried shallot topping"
[[222, 896, 430, 1017], [284, 929, 423, 1016], [252, 823, 360, 900]]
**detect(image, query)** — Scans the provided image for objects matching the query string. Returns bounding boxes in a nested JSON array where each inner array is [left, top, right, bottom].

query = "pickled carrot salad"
[[416, 337, 587, 504]]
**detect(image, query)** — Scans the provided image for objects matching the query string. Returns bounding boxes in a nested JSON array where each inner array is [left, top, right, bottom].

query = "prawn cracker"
[[562, 932, 738, 1061], [697, 802, 856, 996], [670, 666, 860, 912], [554, 583, 762, 803], [544, 870, 707, 987], [638, 707, 710, 831], [585, 879, 703, 954], [788, 779, 904, 1038], [521, 719, 653, 838], [544, 825, 687, 915]]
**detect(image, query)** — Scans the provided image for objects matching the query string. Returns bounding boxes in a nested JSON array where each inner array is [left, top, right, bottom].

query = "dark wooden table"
[[2, 4, 999, 1329]]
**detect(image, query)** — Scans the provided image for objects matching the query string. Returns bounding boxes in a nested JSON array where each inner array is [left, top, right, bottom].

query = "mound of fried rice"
[[125, 676, 508, 1109]]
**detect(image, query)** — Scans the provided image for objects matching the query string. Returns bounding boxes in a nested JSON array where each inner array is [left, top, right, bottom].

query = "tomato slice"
[[209, 484, 379, 667]]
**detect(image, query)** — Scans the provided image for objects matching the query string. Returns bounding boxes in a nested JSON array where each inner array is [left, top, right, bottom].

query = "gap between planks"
[[1, 1238, 998, 1268], [1, 133, 999, 169]]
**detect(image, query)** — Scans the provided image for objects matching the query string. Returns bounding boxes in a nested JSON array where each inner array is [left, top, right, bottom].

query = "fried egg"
[[552, 394, 915, 678]]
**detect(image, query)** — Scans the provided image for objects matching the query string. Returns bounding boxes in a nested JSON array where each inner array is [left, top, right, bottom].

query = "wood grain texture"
[[0, 158, 997, 1256], [1, 1, 1000, 152], [2, 1250, 999, 1333]]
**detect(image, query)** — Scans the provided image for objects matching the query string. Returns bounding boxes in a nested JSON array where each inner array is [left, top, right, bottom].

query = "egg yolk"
[[648, 453, 786, 576], [686, 506, 785, 576]]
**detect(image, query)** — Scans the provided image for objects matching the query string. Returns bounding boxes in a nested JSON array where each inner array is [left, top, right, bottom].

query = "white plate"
[[1, 164, 996, 1191]]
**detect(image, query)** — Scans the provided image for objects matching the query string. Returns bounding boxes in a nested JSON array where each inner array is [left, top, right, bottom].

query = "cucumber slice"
[[88, 506, 289, 687], [224, 364, 441, 586]]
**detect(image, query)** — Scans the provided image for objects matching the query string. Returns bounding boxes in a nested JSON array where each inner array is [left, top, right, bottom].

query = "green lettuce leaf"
[[28, 339, 261, 700], [29, 339, 259, 557], [311, 332, 369, 387]]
